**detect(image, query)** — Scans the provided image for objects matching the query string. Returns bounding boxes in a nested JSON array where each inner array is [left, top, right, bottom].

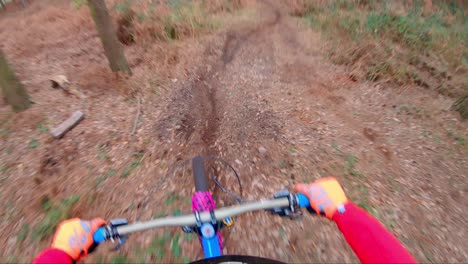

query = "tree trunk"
[[452, 93, 468, 120], [0, 49, 31, 112], [87, 0, 132, 75]]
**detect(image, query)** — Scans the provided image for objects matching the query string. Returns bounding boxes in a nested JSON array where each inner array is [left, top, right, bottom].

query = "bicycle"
[[93, 156, 311, 263]]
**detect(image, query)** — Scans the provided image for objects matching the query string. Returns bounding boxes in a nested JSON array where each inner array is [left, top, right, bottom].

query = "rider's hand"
[[50, 218, 106, 261], [295, 177, 348, 219]]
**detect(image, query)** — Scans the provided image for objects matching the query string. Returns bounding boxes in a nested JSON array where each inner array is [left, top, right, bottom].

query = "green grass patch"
[[110, 255, 130, 264], [171, 233, 181, 257], [387, 177, 401, 193], [121, 168, 131, 178], [16, 224, 29, 245], [397, 104, 428, 118], [304, 1, 465, 59], [182, 256, 191, 264], [331, 141, 340, 151], [36, 121, 49, 134], [454, 133, 465, 145], [5, 200, 15, 221], [345, 154, 357, 168], [95, 176, 106, 187], [153, 211, 167, 218], [357, 200, 378, 217], [280, 160, 288, 168], [94, 255, 106, 264], [290, 147, 298, 155], [398, 104, 423, 115], [447, 130, 466, 145], [132, 246, 147, 264], [107, 169, 118, 177], [28, 138, 40, 149], [360, 184, 368, 196], [1, 256, 18, 264], [0, 127, 9, 139], [344, 154, 363, 177], [297, 0, 466, 96], [184, 232, 193, 241], [421, 131, 430, 137], [165, 193, 178, 206], [172, 209, 182, 216], [159, 0, 224, 41], [147, 232, 171, 261], [121, 152, 144, 178], [149, 77, 164, 94], [95, 169, 117, 187], [0, 165, 8, 175], [365, 11, 432, 49], [97, 144, 109, 161], [355, 183, 378, 217], [32, 196, 80, 241], [72, 0, 86, 9], [113, 0, 131, 13]]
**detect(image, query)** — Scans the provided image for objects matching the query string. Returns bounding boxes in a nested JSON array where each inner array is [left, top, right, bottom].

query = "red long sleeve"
[[33, 248, 74, 264], [333, 202, 417, 264]]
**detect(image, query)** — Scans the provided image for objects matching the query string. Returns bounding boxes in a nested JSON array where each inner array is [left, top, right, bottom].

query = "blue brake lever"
[[296, 193, 310, 208], [93, 218, 128, 248], [93, 227, 107, 244]]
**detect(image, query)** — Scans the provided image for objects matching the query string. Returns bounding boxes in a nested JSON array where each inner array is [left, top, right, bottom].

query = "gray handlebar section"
[[116, 197, 290, 236]]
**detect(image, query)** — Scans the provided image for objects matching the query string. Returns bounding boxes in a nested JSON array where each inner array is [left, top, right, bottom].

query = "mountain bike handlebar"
[[93, 193, 310, 243]]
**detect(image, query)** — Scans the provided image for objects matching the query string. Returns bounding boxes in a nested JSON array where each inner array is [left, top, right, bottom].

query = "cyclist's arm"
[[33, 248, 73, 264], [332, 202, 417, 264]]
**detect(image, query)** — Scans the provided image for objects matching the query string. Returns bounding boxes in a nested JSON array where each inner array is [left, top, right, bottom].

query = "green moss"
[[32, 196, 80, 241]]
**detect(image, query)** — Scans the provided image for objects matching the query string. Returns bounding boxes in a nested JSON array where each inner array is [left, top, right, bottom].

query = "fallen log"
[[50, 111, 84, 138]]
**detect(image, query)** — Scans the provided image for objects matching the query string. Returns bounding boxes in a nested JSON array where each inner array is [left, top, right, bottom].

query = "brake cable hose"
[[204, 156, 244, 204]]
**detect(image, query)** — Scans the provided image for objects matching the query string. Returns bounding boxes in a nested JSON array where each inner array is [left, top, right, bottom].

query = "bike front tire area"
[[190, 255, 285, 264]]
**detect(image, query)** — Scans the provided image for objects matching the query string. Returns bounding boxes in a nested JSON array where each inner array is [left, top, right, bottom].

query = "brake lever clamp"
[[181, 211, 203, 234], [270, 189, 303, 219], [107, 218, 128, 250], [182, 226, 195, 233]]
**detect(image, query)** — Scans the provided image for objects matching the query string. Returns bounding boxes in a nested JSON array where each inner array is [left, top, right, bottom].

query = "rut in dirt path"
[[198, 5, 284, 155], [157, 0, 284, 157]]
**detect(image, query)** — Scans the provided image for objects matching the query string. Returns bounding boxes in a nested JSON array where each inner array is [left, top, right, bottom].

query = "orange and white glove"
[[295, 177, 349, 219], [51, 218, 106, 261]]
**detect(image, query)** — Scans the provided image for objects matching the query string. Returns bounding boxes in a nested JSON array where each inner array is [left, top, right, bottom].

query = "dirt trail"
[[152, 0, 467, 262], [0, 0, 466, 262], [153, 0, 364, 261]]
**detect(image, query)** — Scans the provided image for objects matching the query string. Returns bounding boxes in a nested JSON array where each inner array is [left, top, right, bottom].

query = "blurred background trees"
[[0, 49, 30, 112]]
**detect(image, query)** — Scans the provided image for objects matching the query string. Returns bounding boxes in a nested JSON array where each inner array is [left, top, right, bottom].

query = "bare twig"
[[131, 96, 141, 135]]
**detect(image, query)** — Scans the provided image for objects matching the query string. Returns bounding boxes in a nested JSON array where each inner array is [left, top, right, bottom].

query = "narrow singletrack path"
[[152, 0, 467, 262]]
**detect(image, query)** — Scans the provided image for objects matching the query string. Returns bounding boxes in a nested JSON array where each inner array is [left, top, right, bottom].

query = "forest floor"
[[0, 0, 467, 263]]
